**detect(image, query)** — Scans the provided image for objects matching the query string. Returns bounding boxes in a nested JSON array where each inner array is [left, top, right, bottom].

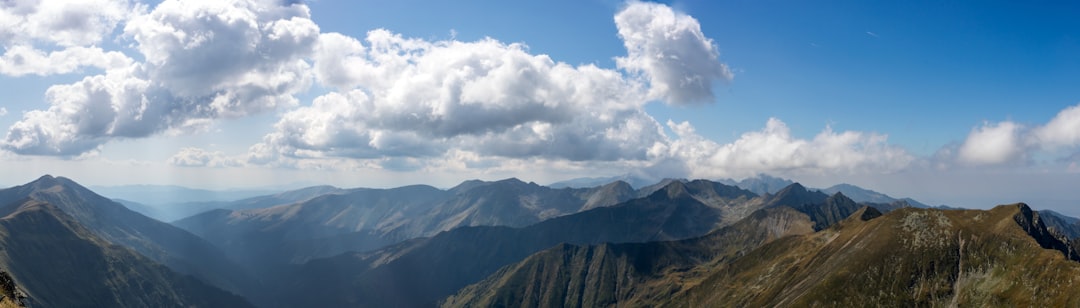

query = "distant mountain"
[[548, 174, 658, 189], [819, 183, 931, 208], [174, 184, 448, 268], [279, 180, 756, 307], [718, 174, 795, 195], [89, 184, 277, 205], [0, 199, 252, 307], [0, 175, 260, 305], [175, 178, 641, 268], [115, 185, 349, 222], [1039, 210, 1080, 240]]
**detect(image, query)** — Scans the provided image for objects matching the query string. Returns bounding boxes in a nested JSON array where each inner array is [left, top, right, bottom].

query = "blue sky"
[[1, 0, 1080, 213]]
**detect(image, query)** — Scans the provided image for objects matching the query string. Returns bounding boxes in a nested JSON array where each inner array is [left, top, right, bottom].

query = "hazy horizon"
[[2, 1, 1079, 215]]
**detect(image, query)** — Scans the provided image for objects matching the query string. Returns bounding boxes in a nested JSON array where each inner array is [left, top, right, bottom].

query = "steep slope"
[[0, 175, 257, 304], [0, 200, 252, 307], [0, 271, 30, 307], [442, 206, 816, 307], [577, 180, 636, 211], [670, 204, 1080, 306], [281, 181, 733, 308], [763, 182, 828, 209], [1039, 210, 1080, 240], [441, 192, 870, 308], [791, 192, 864, 230]]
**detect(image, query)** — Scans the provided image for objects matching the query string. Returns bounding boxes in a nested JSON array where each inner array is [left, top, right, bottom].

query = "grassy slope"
[[669, 204, 1080, 307]]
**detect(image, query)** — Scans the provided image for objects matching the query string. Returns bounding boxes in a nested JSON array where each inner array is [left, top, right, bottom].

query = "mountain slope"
[[115, 185, 348, 222], [0, 200, 251, 307], [281, 181, 739, 307], [669, 203, 1080, 306], [820, 183, 931, 208], [175, 178, 640, 267], [1039, 210, 1080, 240], [441, 190, 870, 308], [0, 175, 257, 304], [442, 205, 817, 307]]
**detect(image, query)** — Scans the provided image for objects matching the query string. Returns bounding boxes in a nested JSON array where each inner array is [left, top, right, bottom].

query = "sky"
[[1, 0, 1080, 213]]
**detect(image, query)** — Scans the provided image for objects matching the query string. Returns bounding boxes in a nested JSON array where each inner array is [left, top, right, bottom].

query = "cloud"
[[614, 1, 732, 105], [0, 45, 133, 76], [1034, 103, 1080, 149], [3, 0, 318, 156], [168, 147, 241, 167], [0, 0, 137, 47], [957, 121, 1024, 165], [254, 31, 663, 165], [0, 108, 6, 116], [661, 118, 914, 179]]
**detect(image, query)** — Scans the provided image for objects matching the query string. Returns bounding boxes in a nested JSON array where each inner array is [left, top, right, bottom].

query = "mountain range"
[[1, 174, 1079, 307]]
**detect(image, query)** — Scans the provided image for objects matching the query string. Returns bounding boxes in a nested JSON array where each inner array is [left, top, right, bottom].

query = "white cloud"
[[0, 0, 138, 47], [614, 1, 732, 105], [252, 29, 665, 166], [123, 0, 318, 113], [957, 121, 1024, 165], [662, 118, 914, 179], [3, 0, 318, 156], [0, 107, 6, 116], [168, 147, 241, 168], [1034, 103, 1080, 149], [0, 45, 133, 76]]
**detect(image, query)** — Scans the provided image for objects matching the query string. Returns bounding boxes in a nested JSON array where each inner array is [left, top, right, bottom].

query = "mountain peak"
[[654, 180, 690, 200], [775, 182, 808, 195]]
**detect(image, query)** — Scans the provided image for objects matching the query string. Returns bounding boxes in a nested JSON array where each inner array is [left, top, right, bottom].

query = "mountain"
[[442, 205, 818, 307], [763, 182, 828, 208], [0, 199, 252, 307], [442, 192, 870, 307], [820, 183, 931, 208], [174, 184, 448, 268], [669, 204, 1080, 306], [450, 203, 1080, 307], [1039, 210, 1080, 240], [717, 174, 795, 195], [0, 175, 258, 304], [89, 184, 276, 205], [279, 180, 753, 307], [116, 185, 348, 222], [175, 178, 640, 268], [548, 174, 658, 189]]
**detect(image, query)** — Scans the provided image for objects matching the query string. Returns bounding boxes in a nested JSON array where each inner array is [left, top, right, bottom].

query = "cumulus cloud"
[[168, 147, 241, 167], [1034, 103, 1080, 149], [0, 0, 137, 47], [0, 0, 140, 77], [614, 1, 732, 105], [662, 118, 914, 179], [0, 108, 6, 116], [957, 121, 1024, 165], [254, 32, 663, 165], [3, 0, 318, 155]]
